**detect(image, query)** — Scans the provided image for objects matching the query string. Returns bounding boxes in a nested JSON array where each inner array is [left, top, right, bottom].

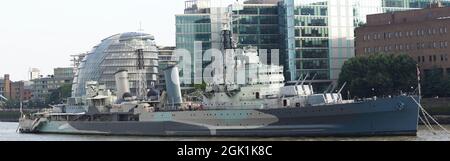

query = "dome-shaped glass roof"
[[72, 32, 159, 97]]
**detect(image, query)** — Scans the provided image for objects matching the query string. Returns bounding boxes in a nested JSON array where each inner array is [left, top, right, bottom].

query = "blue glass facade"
[[280, 0, 449, 91], [232, 4, 281, 50], [383, 0, 450, 11], [176, 14, 213, 85]]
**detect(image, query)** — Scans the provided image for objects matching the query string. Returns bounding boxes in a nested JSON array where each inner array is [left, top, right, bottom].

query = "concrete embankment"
[[0, 110, 20, 122], [0, 109, 39, 122], [419, 98, 450, 124]]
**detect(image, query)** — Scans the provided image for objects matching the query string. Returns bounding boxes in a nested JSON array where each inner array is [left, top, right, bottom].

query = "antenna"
[[138, 21, 144, 32], [308, 73, 318, 86], [337, 82, 347, 94]]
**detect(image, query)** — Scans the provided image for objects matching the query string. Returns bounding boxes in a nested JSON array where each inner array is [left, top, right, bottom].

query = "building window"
[[429, 56, 432, 62], [418, 56, 421, 62], [422, 56, 425, 62], [433, 55, 437, 62], [441, 55, 444, 61]]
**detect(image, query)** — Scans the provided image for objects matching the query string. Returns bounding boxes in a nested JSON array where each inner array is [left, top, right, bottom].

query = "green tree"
[[47, 84, 72, 105], [4, 100, 20, 109], [338, 54, 417, 98], [422, 68, 450, 98], [194, 82, 207, 91]]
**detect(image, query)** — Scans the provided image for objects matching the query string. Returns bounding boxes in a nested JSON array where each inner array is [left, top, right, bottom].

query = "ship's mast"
[[136, 48, 147, 100], [417, 64, 422, 101]]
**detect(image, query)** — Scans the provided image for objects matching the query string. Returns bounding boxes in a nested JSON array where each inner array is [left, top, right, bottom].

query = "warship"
[[18, 30, 421, 137]]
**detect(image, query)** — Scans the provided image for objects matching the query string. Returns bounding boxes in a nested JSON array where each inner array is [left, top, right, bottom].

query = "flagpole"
[[417, 64, 422, 102]]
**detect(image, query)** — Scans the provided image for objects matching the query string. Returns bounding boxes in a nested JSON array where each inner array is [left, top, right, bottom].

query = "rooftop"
[[366, 5, 450, 26]]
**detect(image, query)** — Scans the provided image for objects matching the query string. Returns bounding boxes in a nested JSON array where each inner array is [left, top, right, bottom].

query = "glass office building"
[[176, 14, 212, 85], [280, 0, 449, 91], [231, 3, 281, 50], [72, 32, 159, 97], [176, 0, 228, 86], [281, 0, 356, 91], [382, 0, 450, 12], [176, 0, 449, 90]]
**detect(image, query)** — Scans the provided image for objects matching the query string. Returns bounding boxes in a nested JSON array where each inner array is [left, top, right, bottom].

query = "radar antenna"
[[136, 48, 148, 101], [138, 21, 144, 32]]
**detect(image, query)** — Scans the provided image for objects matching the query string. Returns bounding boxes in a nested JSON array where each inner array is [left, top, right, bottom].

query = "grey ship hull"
[[21, 96, 420, 137]]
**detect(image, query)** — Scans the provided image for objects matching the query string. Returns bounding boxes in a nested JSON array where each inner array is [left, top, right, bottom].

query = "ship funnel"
[[164, 65, 183, 108], [114, 69, 131, 101]]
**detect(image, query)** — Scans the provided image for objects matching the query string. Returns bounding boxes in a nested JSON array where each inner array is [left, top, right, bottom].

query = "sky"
[[0, 0, 188, 81]]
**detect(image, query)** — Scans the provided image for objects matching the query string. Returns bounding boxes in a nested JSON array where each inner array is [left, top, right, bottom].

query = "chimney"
[[114, 69, 131, 100]]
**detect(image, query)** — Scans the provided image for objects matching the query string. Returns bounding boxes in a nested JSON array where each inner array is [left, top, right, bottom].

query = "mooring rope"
[[421, 106, 436, 132], [411, 96, 450, 135], [419, 114, 437, 135]]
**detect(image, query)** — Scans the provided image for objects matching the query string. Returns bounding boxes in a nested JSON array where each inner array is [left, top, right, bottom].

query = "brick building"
[[0, 74, 12, 99], [356, 4, 450, 78]]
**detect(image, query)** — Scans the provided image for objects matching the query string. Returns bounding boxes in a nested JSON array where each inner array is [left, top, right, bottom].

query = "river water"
[[0, 122, 449, 141]]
